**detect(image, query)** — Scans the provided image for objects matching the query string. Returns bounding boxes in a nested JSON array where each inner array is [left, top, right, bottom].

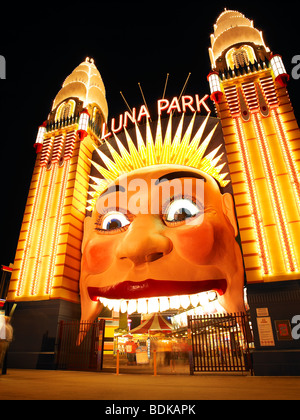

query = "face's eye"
[[165, 198, 202, 225], [97, 212, 130, 233]]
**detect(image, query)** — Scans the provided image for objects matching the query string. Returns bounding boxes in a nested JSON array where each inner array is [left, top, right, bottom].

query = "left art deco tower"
[[6, 58, 108, 368]]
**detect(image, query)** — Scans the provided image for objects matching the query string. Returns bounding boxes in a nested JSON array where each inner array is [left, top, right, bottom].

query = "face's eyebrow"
[[99, 184, 126, 198], [155, 171, 207, 185]]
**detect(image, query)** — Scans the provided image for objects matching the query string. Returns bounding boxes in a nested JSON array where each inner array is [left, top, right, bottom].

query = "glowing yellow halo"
[[87, 112, 230, 211]]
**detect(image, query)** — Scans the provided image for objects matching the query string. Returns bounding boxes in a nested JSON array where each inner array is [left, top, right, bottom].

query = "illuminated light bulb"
[[159, 297, 170, 312], [137, 298, 148, 314], [77, 109, 90, 141], [34, 122, 47, 153], [180, 295, 190, 309], [120, 300, 128, 314], [148, 297, 159, 314], [127, 300, 137, 315], [207, 71, 223, 103], [170, 296, 181, 309], [270, 54, 289, 87]]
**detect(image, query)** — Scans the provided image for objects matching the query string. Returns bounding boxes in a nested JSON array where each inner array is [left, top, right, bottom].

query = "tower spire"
[[8, 58, 108, 302], [208, 10, 300, 283]]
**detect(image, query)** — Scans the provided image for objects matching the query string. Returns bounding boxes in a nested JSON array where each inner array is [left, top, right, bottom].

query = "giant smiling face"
[[79, 164, 245, 333]]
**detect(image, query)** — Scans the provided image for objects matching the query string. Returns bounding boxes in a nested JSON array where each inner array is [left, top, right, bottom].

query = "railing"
[[46, 115, 102, 138], [56, 320, 105, 372], [46, 115, 79, 132], [188, 313, 253, 374]]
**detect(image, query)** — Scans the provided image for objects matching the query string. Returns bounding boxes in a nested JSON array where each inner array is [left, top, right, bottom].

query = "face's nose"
[[116, 215, 172, 266]]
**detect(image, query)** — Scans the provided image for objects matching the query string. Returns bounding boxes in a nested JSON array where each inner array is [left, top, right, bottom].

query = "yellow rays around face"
[[87, 113, 229, 211]]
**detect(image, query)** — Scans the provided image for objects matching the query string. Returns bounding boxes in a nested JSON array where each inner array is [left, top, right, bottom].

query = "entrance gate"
[[188, 313, 253, 374], [56, 319, 105, 372]]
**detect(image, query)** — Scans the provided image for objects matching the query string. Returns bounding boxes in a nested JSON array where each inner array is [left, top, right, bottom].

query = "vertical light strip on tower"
[[30, 132, 65, 295], [30, 164, 58, 295], [44, 129, 77, 295], [234, 116, 272, 275], [224, 85, 272, 275], [16, 166, 46, 296], [252, 112, 298, 273], [17, 134, 55, 297], [45, 159, 70, 295]]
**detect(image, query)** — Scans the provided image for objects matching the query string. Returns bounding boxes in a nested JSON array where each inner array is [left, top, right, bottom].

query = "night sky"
[[1, 1, 300, 266]]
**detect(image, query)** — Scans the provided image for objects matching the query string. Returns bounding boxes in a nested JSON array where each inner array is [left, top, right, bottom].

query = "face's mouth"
[[88, 279, 227, 314]]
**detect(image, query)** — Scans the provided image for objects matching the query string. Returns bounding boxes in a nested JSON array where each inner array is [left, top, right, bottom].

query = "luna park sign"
[[101, 94, 211, 141]]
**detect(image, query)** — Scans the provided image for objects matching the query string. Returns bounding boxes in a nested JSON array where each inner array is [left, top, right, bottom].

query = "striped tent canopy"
[[129, 313, 173, 335]]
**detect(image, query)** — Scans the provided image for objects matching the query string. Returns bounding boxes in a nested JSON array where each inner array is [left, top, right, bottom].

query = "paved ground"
[[1, 368, 300, 400]]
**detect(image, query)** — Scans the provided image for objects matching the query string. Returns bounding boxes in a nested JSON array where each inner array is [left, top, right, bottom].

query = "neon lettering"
[[195, 94, 210, 113], [111, 114, 124, 134], [101, 122, 112, 140], [167, 97, 181, 114], [182, 95, 196, 113], [101, 94, 211, 140], [124, 109, 137, 128], [158, 99, 169, 115], [137, 105, 151, 122]]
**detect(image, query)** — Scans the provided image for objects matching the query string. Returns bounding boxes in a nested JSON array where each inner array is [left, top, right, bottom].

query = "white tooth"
[[113, 300, 120, 312], [138, 298, 148, 314], [170, 296, 180, 309], [159, 297, 170, 312], [128, 300, 137, 315], [180, 295, 190, 309], [148, 297, 159, 313], [107, 299, 115, 310], [190, 294, 200, 308], [99, 297, 108, 307], [120, 300, 128, 313], [208, 291, 217, 302], [199, 293, 209, 307]]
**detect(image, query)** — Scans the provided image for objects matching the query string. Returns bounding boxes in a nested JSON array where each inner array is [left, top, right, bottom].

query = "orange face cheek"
[[83, 236, 117, 274], [170, 220, 214, 265]]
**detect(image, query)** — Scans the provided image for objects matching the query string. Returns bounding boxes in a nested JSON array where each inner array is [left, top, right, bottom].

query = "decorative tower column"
[[208, 10, 300, 375], [6, 58, 108, 368]]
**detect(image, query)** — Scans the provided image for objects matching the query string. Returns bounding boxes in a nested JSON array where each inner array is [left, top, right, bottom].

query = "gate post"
[[55, 320, 64, 369], [153, 349, 157, 376], [187, 320, 194, 375]]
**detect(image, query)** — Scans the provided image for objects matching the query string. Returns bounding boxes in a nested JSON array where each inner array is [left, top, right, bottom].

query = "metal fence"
[[188, 313, 253, 374], [56, 319, 105, 372]]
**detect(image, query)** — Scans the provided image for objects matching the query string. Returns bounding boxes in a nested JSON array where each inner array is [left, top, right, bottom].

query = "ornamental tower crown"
[[209, 9, 270, 73]]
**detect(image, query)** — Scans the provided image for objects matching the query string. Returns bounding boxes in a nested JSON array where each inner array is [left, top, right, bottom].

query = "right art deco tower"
[[208, 10, 300, 374]]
